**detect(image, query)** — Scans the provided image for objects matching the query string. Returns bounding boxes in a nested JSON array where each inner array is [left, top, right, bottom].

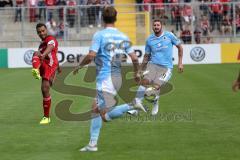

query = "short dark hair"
[[36, 23, 47, 30], [102, 6, 117, 24], [153, 19, 162, 24]]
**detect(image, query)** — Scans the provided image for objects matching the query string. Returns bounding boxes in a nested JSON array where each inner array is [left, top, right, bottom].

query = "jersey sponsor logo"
[[190, 47, 205, 62], [104, 40, 132, 52], [47, 40, 55, 46], [24, 50, 35, 65]]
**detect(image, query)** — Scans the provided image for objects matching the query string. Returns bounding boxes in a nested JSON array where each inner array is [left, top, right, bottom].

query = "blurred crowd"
[[137, 0, 240, 44], [1, 0, 240, 44]]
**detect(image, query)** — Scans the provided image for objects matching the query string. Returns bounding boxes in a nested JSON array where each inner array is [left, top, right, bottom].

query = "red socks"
[[32, 52, 41, 69], [43, 96, 51, 117]]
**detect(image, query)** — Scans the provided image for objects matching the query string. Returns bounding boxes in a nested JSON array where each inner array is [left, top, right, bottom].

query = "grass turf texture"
[[0, 63, 239, 160]]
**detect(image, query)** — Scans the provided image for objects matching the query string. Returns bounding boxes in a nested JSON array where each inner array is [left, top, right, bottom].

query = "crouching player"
[[32, 23, 59, 124]]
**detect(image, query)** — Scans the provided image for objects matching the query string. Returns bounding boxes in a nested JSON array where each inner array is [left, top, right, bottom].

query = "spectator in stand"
[[79, 0, 88, 27], [153, 0, 168, 25], [57, 21, 65, 38], [45, 0, 56, 21], [15, 0, 24, 22], [203, 36, 213, 43], [38, 0, 46, 21], [136, 0, 143, 12], [57, 0, 66, 21], [199, 0, 209, 16], [236, 3, 240, 15], [220, 14, 232, 35], [143, 0, 152, 12], [182, 4, 195, 25], [99, 0, 111, 27], [67, 0, 77, 28], [200, 15, 210, 36], [28, 0, 37, 22], [45, 18, 64, 38], [171, 5, 182, 31], [220, 0, 231, 16], [46, 18, 58, 36], [235, 13, 240, 34], [169, 0, 178, 25], [0, 0, 13, 7], [180, 25, 192, 44], [194, 26, 202, 44], [87, 0, 100, 28], [209, 0, 222, 32]]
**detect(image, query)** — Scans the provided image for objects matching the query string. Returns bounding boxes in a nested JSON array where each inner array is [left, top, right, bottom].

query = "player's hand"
[[57, 67, 62, 74], [73, 66, 82, 75], [35, 51, 41, 56], [178, 64, 184, 73], [232, 80, 240, 92], [39, 54, 45, 61]]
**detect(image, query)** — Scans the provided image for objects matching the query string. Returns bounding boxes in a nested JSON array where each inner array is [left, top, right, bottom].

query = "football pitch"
[[0, 63, 239, 160]]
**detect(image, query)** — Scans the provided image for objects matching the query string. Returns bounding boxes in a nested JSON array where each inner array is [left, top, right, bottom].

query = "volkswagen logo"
[[24, 50, 35, 65], [190, 47, 205, 62]]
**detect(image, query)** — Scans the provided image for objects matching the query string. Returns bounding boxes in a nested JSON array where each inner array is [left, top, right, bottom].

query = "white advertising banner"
[[132, 44, 221, 64], [7, 44, 221, 68], [8, 47, 90, 68], [173, 44, 221, 65]]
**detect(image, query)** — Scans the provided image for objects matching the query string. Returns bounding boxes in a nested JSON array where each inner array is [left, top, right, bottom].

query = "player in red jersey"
[[32, 23, 59, 124]]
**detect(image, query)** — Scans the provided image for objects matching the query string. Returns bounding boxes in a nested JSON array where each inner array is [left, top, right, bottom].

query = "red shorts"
[[40, 61, 58, 81]]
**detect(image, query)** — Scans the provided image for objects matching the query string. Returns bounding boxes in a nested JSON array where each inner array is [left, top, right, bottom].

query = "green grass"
[[0, 63, 240, 160]]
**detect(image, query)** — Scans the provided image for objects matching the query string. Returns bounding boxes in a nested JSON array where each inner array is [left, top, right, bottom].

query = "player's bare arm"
[[140, 54, 150, 71], [232, 71, 240, 92], [176, 44, 183, 73], [73, 51, 96, 75]]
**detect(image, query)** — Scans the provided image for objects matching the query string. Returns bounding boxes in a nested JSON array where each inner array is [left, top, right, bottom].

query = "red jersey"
[[38, 35, 58, 67], [67, 0, 77, 15], [45, 0, 56, 6]]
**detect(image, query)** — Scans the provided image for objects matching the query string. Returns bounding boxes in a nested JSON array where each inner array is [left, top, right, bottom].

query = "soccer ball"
[[144, 87, 157, 102]]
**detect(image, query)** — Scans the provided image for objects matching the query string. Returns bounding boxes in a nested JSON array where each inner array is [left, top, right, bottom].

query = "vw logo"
[[190, 47, 205, 62], [24, 50, 35, 65]]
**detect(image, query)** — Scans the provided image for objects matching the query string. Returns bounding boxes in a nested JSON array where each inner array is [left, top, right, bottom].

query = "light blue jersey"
[[145, 31, 181, 69], [90, 27, 134, 81]]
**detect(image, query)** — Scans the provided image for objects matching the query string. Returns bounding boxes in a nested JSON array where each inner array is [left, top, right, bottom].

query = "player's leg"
[[99, 91, 146, 122], [39, 64, 57, 124], [32, 52, 41, 80], [151, 67, 172, 115], [40, 78, 51, 124], [80, 100, 101, 152], [128, 64, 156, 115]]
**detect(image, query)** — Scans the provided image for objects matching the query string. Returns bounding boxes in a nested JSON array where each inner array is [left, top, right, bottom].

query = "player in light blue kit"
[[73, 6, 145, 152], [128, 19, 183, 116]]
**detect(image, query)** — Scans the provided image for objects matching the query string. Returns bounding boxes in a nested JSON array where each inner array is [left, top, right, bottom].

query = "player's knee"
[[41, 82, 50, 94]]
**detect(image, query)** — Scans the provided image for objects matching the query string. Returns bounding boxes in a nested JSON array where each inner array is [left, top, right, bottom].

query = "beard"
[[153, 27, 162, 35]]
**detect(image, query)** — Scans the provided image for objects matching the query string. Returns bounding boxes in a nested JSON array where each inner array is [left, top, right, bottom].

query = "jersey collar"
[[154, 31, 164, 38], [106, 27, 117, 30]]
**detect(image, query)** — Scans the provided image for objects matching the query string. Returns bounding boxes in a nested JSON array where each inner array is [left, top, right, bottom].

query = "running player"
[[128, 19, 183, 116], [73, 6, 145, 151]]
